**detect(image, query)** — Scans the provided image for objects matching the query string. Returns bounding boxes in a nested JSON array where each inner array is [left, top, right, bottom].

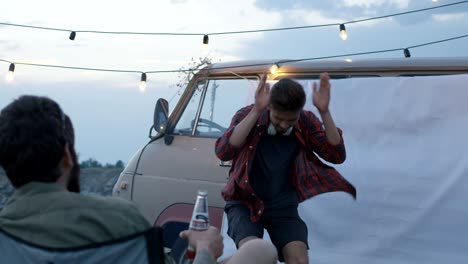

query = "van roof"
[[206, 57, 468, 76]]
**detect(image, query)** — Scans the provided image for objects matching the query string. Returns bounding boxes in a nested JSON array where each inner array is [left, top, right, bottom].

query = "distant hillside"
[[0, 167, 122, 208]]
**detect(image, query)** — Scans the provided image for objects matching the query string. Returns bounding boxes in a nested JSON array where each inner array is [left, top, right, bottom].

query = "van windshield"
[[173, 78, 258, 137]]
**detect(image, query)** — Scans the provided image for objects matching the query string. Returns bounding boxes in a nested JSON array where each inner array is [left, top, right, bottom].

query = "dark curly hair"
[[0, 95, 76, 188], [270, 78, 306, 113]]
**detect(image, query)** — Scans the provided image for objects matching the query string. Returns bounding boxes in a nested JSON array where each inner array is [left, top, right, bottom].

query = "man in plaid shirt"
[[215, 73, 356, 264]]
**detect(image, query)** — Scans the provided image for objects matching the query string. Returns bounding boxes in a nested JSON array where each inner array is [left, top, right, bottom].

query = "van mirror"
[[154, 98, 169, 133]]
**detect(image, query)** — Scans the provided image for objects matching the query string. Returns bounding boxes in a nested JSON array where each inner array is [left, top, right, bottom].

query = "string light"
[[269, 63, 279, 74], [0, 1, 466, 40], [339, 24, 348, 40], [285, 33, 468, 63], [6, 63, 15, 82], [202, 34, 210, 55], [404, 48, 411, 58], [69, 31, 76, 40], [139, 73, 147, 92], [1, 33, 467, 85]]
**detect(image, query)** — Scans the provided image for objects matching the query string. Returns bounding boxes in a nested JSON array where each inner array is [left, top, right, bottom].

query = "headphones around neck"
[[267, 123, 293, 136]]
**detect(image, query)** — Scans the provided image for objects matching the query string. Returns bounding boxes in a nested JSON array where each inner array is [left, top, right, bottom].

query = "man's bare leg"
[[282, 241, 308, 264], [238, 236, 258, 248], [221, 238, 277, 264]]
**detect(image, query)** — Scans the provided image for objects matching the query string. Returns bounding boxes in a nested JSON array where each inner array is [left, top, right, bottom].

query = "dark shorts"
[[225, 202, 309, 262]]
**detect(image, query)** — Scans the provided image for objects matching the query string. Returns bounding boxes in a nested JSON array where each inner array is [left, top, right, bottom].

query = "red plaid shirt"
[[215, 105, 356, 222]]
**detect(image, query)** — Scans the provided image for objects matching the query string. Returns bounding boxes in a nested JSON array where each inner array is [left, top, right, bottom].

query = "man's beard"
[[67, 146, 81, 193]]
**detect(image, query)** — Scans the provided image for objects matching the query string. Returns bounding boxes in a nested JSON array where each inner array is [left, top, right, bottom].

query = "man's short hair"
[[270, 78, 306, 112], [0, 95, 75, 188]]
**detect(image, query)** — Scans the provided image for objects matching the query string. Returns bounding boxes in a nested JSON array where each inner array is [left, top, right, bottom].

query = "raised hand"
[[253, 74, 270, 114], [313, 73, 331, 114]]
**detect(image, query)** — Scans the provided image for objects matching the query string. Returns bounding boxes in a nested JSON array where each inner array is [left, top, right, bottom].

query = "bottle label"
[[189, 211, 209, 231], [190, 218, 209, 231]]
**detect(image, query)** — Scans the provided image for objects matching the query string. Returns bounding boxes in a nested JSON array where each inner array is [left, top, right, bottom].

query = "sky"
[[1, 0, 467, 164]]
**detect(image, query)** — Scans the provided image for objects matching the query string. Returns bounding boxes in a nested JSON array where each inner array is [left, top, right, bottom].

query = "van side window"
[[173, 78, 258, 137]]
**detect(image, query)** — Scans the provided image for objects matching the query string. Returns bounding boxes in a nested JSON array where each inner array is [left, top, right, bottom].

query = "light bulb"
[[339, 24, 348, 41], [202, 42, 210, 56], [69, 31, 76, 40], [403, 48, 411, 58], [6, 63, 15, 82], [270, 64, 279, 74], [139, 82, 147, 92], [139, 73, 147, 92], [6, 71, 14, 82]]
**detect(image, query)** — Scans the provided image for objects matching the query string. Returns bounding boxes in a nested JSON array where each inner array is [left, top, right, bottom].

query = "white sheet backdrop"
[[220, 74, 468, 263]]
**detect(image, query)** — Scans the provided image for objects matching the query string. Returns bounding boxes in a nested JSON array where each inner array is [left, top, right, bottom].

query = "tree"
[[80, 158, 103, 168], [79, 158, 125, 169], [115, 160, 125, 168]]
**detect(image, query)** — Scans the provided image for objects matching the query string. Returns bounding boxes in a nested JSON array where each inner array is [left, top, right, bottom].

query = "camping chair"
[[0, 227, 165, 264]]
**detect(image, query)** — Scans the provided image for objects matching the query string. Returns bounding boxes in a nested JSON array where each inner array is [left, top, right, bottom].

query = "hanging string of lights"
[[284, 33, 468, 63], [1, 0, 467, 43], [3, 32, 468, 91], [0, 58, 196, 92]]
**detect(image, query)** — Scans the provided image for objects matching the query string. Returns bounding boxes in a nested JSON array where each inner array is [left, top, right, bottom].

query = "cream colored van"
[[112, 58, 468, 254]]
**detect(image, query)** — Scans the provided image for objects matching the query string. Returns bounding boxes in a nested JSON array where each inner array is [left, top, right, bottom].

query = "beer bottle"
[[185, 190, 210, 261]]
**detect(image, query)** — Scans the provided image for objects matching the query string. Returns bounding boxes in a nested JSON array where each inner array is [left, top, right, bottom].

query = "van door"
[[132, 77, 259, 225]]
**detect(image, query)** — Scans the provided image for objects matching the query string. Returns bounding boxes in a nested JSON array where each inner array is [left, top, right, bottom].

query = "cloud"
[[254, 0, 468, 25], [432, 12, 467, 22], [0, 40, 21, 51], [25, 20, 46, 25], [55, 43, 85, 48], [342, 0, 409, 9], [5, 43, 20, 51]]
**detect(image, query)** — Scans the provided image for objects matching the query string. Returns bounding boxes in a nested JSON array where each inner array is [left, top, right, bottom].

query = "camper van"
[[113, 58, 468, 262]]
